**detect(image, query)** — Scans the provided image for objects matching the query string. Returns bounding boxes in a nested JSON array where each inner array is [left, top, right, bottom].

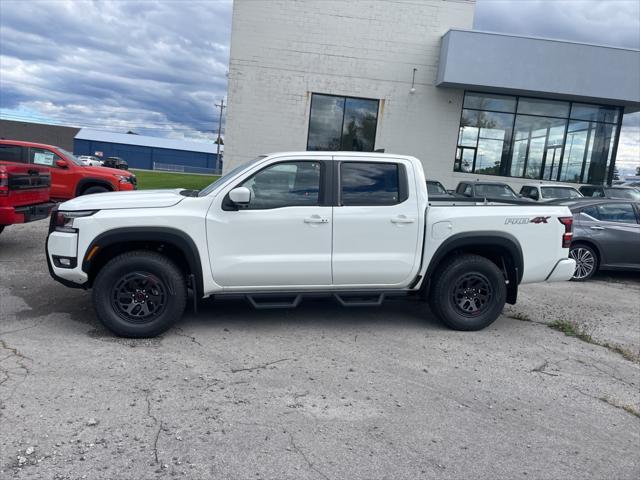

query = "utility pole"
[[215, 98, 226, 163]]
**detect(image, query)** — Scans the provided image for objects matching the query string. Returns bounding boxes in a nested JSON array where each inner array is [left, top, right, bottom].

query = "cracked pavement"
[[1, 221, 639, 479]]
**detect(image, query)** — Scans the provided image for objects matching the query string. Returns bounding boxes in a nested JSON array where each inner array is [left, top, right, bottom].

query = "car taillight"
[[558, 216, 573, 248], [0, 172, 8, 196]]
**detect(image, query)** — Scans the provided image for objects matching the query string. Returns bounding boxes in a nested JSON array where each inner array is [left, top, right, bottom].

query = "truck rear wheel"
[[92, 250, 187, 338], [429, 254, 506, 331]]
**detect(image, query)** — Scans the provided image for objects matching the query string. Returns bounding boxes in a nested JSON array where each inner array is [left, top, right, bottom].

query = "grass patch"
[[509, 312, 532, 322], [549, 319, 639, 363], [131, 169, 219, 190], [548, 319, 593, 343]]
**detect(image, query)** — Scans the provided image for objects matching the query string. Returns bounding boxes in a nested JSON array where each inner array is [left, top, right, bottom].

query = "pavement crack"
[[572, 387, 640, 419], [531, 360, 559, 376], [0, 338, 31, 392], [173, 327, 202, 347], [231, 358, 290, 373], [142, 387, 164, 464], [288, 431, 330, 480]]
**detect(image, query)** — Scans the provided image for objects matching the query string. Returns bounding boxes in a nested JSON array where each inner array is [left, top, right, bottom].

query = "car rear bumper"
[[545, 258, 576, 282], [0, 202, 56, 226]]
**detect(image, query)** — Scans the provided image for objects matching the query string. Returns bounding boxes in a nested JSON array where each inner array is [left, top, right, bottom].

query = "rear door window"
[[582, 203, 637, 224], [340, 162, 403, 206], [0, 144, 25, 163]]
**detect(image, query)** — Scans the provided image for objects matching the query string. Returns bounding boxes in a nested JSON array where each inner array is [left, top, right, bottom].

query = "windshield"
[[607, 188, 640, 200], [57, 148, 84, 166], [542, 187, 582, 199], [426, 181, 446, 195], [475, 184, 517, 198], [198, 156, 265, 197]]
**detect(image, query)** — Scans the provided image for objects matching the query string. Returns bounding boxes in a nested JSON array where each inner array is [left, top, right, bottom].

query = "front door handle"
[[590, 226, 605, 230], [304, 215, 329, 224], [391, 215, 415, 224]]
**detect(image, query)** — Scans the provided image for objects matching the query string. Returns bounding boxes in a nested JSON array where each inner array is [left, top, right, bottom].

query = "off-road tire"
[[429, 254, 507, 331], [92, 250, 187, 337]]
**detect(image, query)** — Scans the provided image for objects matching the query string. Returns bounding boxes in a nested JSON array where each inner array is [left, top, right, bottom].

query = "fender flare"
[[82, 227, 203, 297], [423, 231, 524, 303], [75, 178, 115, 196]]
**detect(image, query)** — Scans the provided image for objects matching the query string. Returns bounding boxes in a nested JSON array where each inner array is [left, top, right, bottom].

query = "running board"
[[246, 294, 303, 310], [334, 292, 385, 307]]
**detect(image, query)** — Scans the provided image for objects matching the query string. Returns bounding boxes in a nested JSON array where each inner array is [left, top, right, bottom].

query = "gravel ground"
[[1, 221, 639, 480]]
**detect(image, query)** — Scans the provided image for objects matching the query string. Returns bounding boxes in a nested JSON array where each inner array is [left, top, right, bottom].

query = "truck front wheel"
[[430, 254, 506, 331], [92, 250, 187, 338]]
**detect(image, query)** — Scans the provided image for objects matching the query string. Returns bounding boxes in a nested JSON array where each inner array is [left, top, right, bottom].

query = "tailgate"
[[0, 163, 51, 207]]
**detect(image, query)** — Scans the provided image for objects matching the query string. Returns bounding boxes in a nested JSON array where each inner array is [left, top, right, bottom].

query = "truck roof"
[[264, 151, 419, 162]]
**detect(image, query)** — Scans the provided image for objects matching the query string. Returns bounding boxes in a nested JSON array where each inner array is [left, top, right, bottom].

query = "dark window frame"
[[454, 91, 623, 185], [337, 161, 408, 207], [0, 144, 27, 163], [306, 93, 380, 152], [223, 159, 329, 211]]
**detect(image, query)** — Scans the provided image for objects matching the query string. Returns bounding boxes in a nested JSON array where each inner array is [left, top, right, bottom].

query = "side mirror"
[[55, 159, 68, 168], [229, 187, 251, 206]]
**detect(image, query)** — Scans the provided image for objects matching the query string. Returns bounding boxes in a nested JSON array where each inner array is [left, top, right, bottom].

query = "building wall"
[[0, 120, 79, 151], [74, 139, 221, 171], [224, 0, 476, 186]]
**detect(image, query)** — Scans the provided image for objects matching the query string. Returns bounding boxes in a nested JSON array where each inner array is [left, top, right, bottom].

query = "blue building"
[[74, 128, 222, 172]]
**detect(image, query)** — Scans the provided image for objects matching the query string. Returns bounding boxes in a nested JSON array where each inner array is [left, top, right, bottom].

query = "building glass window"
[[454, 92, 622, 184], [307, 94, 379, 152]]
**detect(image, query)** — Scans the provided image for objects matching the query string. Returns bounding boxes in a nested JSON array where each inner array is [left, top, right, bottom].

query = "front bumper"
[[545, 258, 576, 282], [46, 230, 88, 288]]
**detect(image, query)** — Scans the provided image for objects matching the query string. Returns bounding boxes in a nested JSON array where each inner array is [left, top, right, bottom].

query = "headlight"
[[115, 175, 131, 184], [53, 210, 97, 233]]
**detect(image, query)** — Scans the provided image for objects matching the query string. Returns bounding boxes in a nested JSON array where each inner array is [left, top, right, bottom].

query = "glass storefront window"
[[463, 92, 516, 113], [456, 108, 514, 175], [517, 98, 570, 118], [307, 93, 378, 151], [570, 103, 619, 124], [455, 92, 622, 184]]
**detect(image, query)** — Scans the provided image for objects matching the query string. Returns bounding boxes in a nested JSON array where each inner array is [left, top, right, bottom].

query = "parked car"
[[519, 183, 583, 201], [454, 181, 531, 201], [426, 180, 451, 197], [102, 156, 129, 170], [557, 199, 640, 280], [578, 185, 640, 201], [0, 140, 137, 201], [47, 152, 575, 337], [78, 155, 104, 167], [0, 153, 55, 235]]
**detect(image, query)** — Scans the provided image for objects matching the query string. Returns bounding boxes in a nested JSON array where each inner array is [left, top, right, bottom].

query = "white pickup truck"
[[46, 152, 576, 337]]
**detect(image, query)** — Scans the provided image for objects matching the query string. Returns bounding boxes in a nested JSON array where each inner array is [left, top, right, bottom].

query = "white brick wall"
[[224, 0, 476, 188]]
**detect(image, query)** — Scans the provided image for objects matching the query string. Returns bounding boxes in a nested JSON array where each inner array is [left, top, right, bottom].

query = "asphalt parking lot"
[[1, 221, 639, 480]]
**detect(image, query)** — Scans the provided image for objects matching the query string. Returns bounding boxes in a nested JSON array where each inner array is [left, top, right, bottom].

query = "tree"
[[636, 166, 640, 176]]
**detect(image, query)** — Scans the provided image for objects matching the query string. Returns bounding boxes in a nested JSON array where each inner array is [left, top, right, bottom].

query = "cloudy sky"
[[0, 0, 638, 170]]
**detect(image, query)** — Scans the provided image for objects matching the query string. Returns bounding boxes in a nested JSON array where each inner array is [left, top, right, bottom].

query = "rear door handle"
[[304, 215, 329, 224], [590, 226, 605, 230], [391, 215, 415, 224]]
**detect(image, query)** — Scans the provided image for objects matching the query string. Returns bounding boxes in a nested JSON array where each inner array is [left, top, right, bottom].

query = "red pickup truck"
[[0, 140, 136, 201], [0, 161, 54, 235]]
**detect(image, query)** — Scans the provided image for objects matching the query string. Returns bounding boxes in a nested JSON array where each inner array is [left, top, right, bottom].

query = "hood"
[[82, 165, 132, 176], [59, 189, 185, 211]]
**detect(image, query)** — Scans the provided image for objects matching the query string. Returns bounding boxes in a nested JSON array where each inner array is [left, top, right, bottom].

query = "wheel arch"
[[423, 231, 523, 304], [75, 178, 115, 196], [82, 227, 203, 298]]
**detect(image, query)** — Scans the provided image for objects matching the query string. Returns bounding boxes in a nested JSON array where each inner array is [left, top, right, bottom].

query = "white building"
[[223, 0, 640, 188]]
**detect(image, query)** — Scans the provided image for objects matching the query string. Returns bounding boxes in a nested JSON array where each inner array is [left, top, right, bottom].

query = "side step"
[[246, 294, 303, 310], [334, 292, 385, 307]]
